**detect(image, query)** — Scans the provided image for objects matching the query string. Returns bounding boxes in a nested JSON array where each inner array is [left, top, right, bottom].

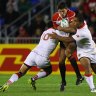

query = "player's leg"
[[91, 63, 96, 74], [33, 56, 52, 80], [32, 65, 52, 81], [80, 57, 96, 92], [59, 42, 67, 91], [29, 65, 52, 90], [68, 53, 84, 85], [29, 55, 52, 90], [66, 42, 84, 85], [9, 64, 31, 84], [0, 51, 36, 92], [0, 64, 31, 92]]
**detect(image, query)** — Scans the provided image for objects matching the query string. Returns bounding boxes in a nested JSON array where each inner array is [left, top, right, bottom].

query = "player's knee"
[[59, 56, 66, 65], [43, 65, 52, 76], [18, 63, 31, 76], [65, 49, 72, 57], [68, 42, 76, 51], [16, 72, 24, 78]]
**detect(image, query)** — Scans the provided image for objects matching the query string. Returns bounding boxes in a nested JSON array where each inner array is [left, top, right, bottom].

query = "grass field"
[[0, 74, 96, 96]]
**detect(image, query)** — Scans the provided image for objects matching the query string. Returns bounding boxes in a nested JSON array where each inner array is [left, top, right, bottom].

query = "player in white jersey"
[[72, 22, 96, 62], [31, 28, 69, 60], [48, 12, 96, 92], [0, 27, 69, 92]]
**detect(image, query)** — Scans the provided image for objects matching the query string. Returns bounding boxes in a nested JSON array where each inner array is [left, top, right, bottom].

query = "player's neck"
[[78, 22, 85, 29]]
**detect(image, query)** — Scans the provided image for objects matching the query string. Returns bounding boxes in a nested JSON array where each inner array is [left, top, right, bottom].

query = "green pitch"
[[0, 74, 96, 96]]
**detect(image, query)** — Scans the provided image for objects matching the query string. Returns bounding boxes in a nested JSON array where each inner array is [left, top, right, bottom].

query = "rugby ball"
[[60, 19, 69, 27]]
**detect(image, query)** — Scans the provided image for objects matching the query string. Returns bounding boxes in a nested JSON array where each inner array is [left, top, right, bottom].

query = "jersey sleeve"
[[72, 32, 86, 42], [66, 10, 75, 22]]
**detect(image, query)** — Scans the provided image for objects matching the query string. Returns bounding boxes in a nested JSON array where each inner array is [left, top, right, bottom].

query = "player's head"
[[52, 12, 62, 29], [57, 2, 68, 18], [75, 11, 84, 23], [69, 12, 84, 29]]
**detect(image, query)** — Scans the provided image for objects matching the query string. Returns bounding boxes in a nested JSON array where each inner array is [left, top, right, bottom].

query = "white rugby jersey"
[[33, 28, 69, 58], [72, 22, 96, 54]]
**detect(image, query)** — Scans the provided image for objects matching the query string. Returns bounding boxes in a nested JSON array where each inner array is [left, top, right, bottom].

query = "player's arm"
[[57, 26, 76, 33], [48, 32, 75, 43]]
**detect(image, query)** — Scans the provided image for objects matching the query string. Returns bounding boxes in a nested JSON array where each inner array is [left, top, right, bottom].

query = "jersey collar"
[[78, 22, 85, 29]]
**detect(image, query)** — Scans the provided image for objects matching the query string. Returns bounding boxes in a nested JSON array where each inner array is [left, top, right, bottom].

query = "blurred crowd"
[[0, 0, 96, 42], [0, 0, 33, 25], [70, 0, 96, 39], [0, 0, 49, 38]]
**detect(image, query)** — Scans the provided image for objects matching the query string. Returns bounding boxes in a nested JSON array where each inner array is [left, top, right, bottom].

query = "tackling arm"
[[48, 32, 75, 43], [57, 26, 76, 33]]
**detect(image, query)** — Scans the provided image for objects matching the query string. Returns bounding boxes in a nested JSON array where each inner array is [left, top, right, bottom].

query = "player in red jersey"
[[52, 2, 84, 91], [49, 11, 96, 92]]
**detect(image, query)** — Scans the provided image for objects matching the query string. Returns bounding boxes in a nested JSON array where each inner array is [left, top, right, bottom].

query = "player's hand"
[[57, 26, 63, 31], [48, 32, 58, 39]]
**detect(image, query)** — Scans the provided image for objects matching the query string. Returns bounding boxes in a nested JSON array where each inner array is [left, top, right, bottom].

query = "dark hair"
[[57, 2, 68, 9], [75, 11, 84, 23]]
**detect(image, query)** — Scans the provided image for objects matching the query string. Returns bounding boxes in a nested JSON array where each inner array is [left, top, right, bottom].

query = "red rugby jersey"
[[52, 9, 75, 28]]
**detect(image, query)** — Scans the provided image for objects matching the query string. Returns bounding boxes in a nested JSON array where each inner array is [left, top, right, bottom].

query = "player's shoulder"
[[44, 28, 55, 33], [67, 9, 75, 15], [66, 9, 75, 20]]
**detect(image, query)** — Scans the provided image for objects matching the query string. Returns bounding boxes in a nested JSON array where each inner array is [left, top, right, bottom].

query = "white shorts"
[[24, 51, 50, 68], [77, 51, 96, 63]]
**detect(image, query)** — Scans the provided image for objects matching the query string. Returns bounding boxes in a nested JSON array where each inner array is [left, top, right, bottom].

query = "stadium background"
[[0, 44, 84, 74], [0, 0, 96, 74]]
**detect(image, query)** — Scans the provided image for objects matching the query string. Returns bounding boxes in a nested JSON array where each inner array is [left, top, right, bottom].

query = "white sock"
[[85, 75, 95, 89], [7, 74, 19, 84], [32, 71, 47, 80]]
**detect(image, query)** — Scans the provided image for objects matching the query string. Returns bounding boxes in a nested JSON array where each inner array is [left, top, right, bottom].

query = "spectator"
[[5, 4, 20, 24], [4, 4, 20, 36], [90, 14, 96, 30], [79, 0, 96, 26], [17, 26, 30, 37], [33, 28, 42, 37], [6, 0, 19, 12], [89, 25, 96, 42], [18, 0, 32, 14], [16, 26, 30, 43], [29, 14, 46, 37]]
